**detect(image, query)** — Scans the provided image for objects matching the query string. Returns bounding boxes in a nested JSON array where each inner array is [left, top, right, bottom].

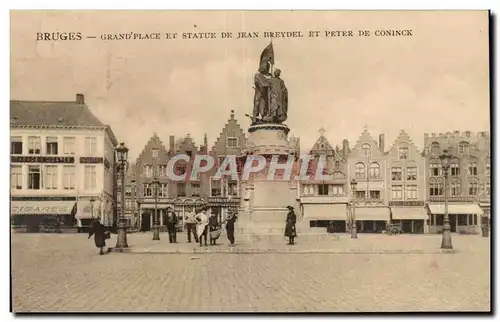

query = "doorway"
[[141, 213, 151, 232]]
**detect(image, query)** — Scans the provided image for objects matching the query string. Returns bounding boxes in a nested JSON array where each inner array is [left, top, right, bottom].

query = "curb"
[[108, 247, 449, 255]]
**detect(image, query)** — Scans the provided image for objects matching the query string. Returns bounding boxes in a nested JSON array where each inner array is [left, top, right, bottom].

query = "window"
[[335, 161, 340, 169], [429, 181, 443, 196], [429, 163, 442, 177], [28, 165, 41, 190], [227, 137, 238, 147], [228, 180, 238, 196], [125, 199, 133, 209], [28, 136, 41, 155], [63, 137, 76, 155], [391, 185, 403, 200], [44, 165, 58, 189], [144, 165, 153, 178], [406, 185, 418, 200], [177, 183, 186, 197], [84, 137, 97, 156], [176, 164, 187, 176], [355, 191, 366, 200], [398, 147, 409, 160], [143, 184, 153, 197], [451, 181, 461, 196], [458, 142, 469, 155], [10, 165, 22, 189], [332, 184, 344, 196], [152, 149, 159, 158], [486, 181, 491, 196], [468, 162, 478, 176], [84, 165, 97, 190], [355, 163, 366, 179], [211, 179, 221, 196], [125, 186, 132, 195], [159, 183, 168, 198], [318, 184, 329, 196], [362, 144, 371, 159], [369, 163, 380, 178], [431, 142, 440, 154], [190, 183, 201, 197], [159, 165, 167, 177], [11, 137, 22, 155], [451, 163, 460, 176], [468, 179, 479, 196], [407, 167, 417, 181], [46, 137, 58, 155], [391, 167, 402, 181], [63, 166, 75, 190], [485, 162, 490, 177], [302, 184, 314, 196], [369, 190, 380, 199]]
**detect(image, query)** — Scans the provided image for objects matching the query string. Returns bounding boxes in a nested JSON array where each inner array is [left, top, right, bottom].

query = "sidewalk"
[[109, 232, 488, 255]]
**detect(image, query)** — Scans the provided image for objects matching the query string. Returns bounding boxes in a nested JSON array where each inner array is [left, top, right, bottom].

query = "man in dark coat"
[[284, 205, 297, 245], [166, 207, 178, 243], [88, 218, 106, 255], [224, 211, 238, 246], [208, 211, 219, 246]]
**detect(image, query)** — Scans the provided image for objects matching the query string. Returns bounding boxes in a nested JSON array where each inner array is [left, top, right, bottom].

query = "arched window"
[[355, 162, 366, 179], [429, 160, 442, 177], [431, 141, 440, 154], [468, 178, 479, 196], [450, 179, 461, 196], [369, 162, 380, 178], [450, 159, 460, 177], [362, 143, 371, 159], [458, 141, 469, 155]]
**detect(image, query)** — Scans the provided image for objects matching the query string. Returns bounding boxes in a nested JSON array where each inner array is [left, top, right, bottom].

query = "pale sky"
[[10, 10, 490, 159]]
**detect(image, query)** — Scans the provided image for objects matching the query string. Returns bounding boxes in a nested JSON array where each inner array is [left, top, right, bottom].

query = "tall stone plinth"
[[238, 123, 300, 237]]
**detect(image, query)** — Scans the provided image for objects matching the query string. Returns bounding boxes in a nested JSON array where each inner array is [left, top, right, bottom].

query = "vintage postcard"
[[10, 10, 490, 313]]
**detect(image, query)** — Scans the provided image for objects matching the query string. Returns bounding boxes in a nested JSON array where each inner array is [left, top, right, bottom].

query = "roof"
[[10, 100, 105, 127]]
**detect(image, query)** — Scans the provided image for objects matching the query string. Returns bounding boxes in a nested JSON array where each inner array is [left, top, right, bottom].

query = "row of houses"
[[9, 95, 491, 235]]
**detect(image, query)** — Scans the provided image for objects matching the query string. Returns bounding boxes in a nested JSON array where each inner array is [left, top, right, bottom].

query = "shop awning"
[[11, 201, 76, 216], [428, 203, 484, 215], [75, 201, 102, 219], [353, 207, 391, 221], [303, 204, 347, 221], [391, 207, 428, 220]]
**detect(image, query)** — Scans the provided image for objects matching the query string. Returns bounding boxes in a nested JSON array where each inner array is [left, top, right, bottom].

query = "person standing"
[[166, 207, 178, 243], [208, 211, 219, 246], [224, 211, 238, 246], [88, 217, 107, 255], [184, 206, 198, 243], [284, 205, 297, 245], [195, 206, 209, 247]]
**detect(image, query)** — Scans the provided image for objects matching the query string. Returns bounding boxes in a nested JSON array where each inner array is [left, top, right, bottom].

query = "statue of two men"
[[252, 61, 288, 124]]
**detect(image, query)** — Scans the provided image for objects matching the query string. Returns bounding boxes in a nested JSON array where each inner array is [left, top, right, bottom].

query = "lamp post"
[[350, 178, 358, 239], [89, 197, 95, 219], [439, 149, 453, 249], [115, 142, 129, 249], [152, 177, 160, 240]]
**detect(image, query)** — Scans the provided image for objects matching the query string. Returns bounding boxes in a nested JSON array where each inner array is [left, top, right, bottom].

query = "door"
[[141, 212, 151, 231], [449, 214, 457, 232]]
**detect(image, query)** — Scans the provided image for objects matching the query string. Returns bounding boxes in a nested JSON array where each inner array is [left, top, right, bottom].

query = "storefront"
[[427, 203, 483, 234], [352, 206, 391, 233], [11, 197, 77, 233], [302, 203, 348, 232], [207, 197, 240, 223], [389, 201, 428, 234]]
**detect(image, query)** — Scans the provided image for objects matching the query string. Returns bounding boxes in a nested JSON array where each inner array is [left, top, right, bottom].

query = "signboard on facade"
[[80, 157, 104, 164], [11, 156, 75, 164], [389, 201, 425, 207], [11, 202, 76, 215]]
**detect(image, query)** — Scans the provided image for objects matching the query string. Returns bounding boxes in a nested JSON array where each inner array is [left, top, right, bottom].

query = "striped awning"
[[11, 201, 76, 216]]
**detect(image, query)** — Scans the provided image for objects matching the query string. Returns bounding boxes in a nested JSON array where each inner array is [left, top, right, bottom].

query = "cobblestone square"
[[11, 233, 490, 312]]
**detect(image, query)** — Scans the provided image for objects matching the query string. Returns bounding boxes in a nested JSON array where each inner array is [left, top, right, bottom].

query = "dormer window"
[[362, 144, 371, 159], [398, 147, 409, 160], [431, 142, 440, 154], [458, 141, 469, 155]]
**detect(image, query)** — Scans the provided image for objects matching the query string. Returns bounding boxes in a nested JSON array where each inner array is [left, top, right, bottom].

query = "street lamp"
[[152, 177, 160, 241], [439, 149, 453, 249], [350, 178, 358, 239], [89, 197, 95, 219], [115, 142, 129, 249]]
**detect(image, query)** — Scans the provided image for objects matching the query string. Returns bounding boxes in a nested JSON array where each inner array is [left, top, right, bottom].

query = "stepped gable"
[[135, 132, 170, 166], [210, 110, 246, 156], [386, 129, 422, 156]]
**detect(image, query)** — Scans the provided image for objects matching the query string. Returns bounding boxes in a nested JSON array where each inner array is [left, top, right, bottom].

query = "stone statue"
[[252, 43, 289, 124]]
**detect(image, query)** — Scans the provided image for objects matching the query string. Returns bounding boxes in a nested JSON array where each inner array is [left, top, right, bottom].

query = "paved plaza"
[[11, 233, 490, 312]]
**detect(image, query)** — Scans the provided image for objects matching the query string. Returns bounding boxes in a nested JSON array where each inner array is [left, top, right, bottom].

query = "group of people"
[[88, 205, 298, 255]]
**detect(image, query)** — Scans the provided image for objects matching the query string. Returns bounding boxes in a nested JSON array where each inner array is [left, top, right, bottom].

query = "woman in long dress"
[[284, 206, 297, 245], [195, 207, 209, 247], [88, 218, 106, 255]]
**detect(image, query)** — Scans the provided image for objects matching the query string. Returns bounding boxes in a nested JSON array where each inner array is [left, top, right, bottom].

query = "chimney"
[[230, 110, 235, 120], [379, 134, 385, 153], [169, 135, 175, 156], [76, 93, 85, 104]]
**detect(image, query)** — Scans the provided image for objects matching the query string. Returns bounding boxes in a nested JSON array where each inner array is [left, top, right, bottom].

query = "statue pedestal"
[[238, 123, 300, 239]]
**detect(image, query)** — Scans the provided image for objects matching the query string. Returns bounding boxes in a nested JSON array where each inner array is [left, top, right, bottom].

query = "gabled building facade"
[[423, 131, 489, 234], [10, 94, 118, 233]]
